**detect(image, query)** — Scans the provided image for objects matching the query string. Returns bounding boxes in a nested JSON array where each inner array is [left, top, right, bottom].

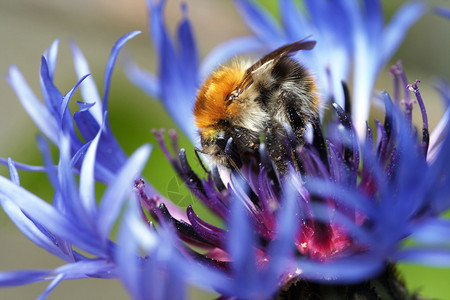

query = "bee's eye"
[[226, 90, 240, 105], [226, 94, 235, 104]]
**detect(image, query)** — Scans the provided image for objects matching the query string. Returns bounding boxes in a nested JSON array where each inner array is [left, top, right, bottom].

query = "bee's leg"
[[229, 126, 260, 169], [265, 122, 291, 174], [286, 101, 329, 172], [283, 102, 312, 173], [286, 101, 306, 142], [310, 117, 329, 172]]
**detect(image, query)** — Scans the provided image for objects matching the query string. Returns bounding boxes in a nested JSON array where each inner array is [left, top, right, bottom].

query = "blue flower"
[[2, 30, 183, 217], [1, 28, 196, 299], [0, 32, 153, 296], [138, 65, 450, 298], [3, 32, 140, 182]]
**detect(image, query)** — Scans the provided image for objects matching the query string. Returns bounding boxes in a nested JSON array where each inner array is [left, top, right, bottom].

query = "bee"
[[194, 40, 319, 173]]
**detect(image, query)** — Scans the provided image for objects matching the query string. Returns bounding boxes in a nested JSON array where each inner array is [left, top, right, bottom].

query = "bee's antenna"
[[194, 147, 210, 174]]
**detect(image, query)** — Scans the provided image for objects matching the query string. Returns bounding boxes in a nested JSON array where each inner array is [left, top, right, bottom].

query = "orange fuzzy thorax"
[[194, 63, 246, 137]]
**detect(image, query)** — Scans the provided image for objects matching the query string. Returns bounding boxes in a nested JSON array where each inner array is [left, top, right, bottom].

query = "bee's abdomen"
[[271, 57, 309, 82], [255, 57, 316, 109]]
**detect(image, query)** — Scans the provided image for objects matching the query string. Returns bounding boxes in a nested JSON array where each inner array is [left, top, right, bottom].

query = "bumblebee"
[[194, 40, 319, 173]]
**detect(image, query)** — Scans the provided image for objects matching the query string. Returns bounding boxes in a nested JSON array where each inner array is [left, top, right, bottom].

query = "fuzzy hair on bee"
[[194, 39, 319, 173]]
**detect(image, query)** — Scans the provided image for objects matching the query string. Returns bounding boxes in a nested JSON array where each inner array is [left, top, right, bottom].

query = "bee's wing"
[[250, 39, 315, 71], [239, 39, 316, 89]]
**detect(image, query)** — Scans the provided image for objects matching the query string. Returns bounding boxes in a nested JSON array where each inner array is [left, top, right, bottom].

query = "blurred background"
[[0, 0, 449, 299]]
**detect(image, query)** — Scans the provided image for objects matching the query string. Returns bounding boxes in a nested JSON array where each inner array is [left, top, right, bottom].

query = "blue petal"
[[199, 36, 264, 80], [96, 126, 129, 177], [0, 197, 68, 261], [116, 199, 144, 300], [149, 252, 186, 300], [61, 74, 90, 118], [340, 0, 363, 29], [70, 41, 103, 125], [43, 40, 59, 80], [395, 249, 450, 267], [410, 219, 450, 246], [70, 142, 91, 169], [263, 179, 299, 292], [145, 227, 187, 300], [303, 1, 353, 105], [0, 158, 47, 172], [0, 270, 51, 287], [0, 260, 116, 290], [78, 116, 104, 221], [97, 144, 152, 241], [429, 80, 450, 160], [6, 66, 59, 144], [122, 57, 160, 99], [40, 56, 64, 121], [147, 0, 164, 55], [7, 158, 20, 185], [102, 31, 141, 112], [362, 0, 383, 37], [73, 105, 128, 182], [177, 3, 198, 90], [226, 187, 258, 298], [233, 0, 285, 47], [70, 134, 116, 184], [435, 6, 450, 18], [158, 20, 197, 141], [77, 101, 95, 112], [280, 0, 310, 40], [57, 134, 88, 226], [73, 108, 100, 143], [305, 0, 329, 35], [37, 273, 65, 300], [306, 178, 378, 218], [309, 202, 375, 248], [40, 58, 81, 148], [351, 47, 378, 136], [0, 176, 103, 255], [117, 199, 186, 300], [382, 2, 427, 63], [54, 260, 116, 278], [351, 2, 425, 136], [36, 135, 59, 189], [322, 1, 353, 47], [60, 74, 90, 130]]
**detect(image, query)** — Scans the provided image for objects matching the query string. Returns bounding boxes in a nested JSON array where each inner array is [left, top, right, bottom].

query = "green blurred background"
[[0, 0, 449, 299]]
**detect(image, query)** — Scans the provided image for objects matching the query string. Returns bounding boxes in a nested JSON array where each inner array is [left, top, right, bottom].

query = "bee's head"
[[194, 62, 244, 152], [193, 62, 248, 131], [194, 62, 262, 166]]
